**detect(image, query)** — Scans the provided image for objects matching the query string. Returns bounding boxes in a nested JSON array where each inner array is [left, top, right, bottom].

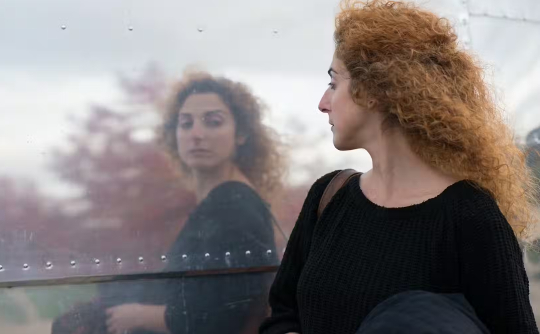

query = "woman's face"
[[318, 55, 380, 150], [176, 93, 243, 171]]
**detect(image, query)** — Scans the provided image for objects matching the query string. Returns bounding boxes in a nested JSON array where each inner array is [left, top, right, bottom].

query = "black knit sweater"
[[260, 170, 538, 334]]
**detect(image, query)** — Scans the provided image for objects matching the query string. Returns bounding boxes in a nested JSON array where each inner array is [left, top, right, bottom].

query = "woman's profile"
[[260, 1, 538, 333]]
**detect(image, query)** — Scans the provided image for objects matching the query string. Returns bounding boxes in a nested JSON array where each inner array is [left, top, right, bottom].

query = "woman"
[[260, 1, 538, 334], [103, 72, 284, 334]]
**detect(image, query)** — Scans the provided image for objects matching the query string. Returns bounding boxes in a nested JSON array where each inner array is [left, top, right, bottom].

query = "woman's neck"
[[362, 129, 457, 207], [192, 163, 250, 203]]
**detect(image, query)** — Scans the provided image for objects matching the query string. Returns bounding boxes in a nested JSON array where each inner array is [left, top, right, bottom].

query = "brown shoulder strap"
[[317, 169, 361, 219]]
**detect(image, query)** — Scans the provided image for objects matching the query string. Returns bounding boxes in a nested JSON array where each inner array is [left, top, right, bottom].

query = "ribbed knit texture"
[[259, 170, 538, 334]]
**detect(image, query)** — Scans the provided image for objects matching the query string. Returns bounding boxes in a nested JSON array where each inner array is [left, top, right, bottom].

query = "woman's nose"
[[189, 121, 206, 139], [318, 90, 331, 113]]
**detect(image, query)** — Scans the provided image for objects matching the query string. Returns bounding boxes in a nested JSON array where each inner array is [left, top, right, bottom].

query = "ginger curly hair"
[[335, 0, 538, 239], [158, 71, 284, 199]]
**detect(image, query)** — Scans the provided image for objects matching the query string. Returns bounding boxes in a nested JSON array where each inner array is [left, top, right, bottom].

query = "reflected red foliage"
[[0, 65, 312, 271]]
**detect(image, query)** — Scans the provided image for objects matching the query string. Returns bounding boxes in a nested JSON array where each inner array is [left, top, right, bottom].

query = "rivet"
[[46, 261, 53, 269], [161, 255, 167, 261], [225, 252, 231, 257], [94, 259, 100, 265], [116, 258, 122, 264], [205, 253, 210, 258], [23, 263, 29, 270], [70, 260, 76, 267], [245, 250, 251, 256], [138, 256, 144, 263], [182, 254, 188, 259]]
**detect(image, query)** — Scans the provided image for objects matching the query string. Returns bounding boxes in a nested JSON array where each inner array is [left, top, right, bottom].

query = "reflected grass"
[[0, 284, 97, 324]]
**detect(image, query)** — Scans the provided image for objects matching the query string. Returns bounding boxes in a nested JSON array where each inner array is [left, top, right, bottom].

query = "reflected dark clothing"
[[52, 181, 277, 334], [260, 171, 537, 334], [163, 181, 278, 333]]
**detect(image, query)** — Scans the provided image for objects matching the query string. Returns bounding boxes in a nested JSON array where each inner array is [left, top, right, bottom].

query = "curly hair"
[[158, 71, 284, 198], [334, 0, 538, 239]]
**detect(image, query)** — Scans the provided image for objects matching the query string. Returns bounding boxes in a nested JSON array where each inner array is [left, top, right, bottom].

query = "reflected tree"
[[50, 66, 196, 265]]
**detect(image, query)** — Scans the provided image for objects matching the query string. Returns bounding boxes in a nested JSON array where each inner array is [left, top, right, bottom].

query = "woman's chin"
[[333, 138, 358, 151]]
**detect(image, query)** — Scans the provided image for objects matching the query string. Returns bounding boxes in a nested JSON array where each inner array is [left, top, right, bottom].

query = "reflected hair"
[[334, 0, 538, 239], [158, 71, 284, 198]]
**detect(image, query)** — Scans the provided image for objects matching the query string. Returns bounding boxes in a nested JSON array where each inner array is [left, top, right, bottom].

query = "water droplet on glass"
[[0, 265, 4, 271], [128, 26, 134, 31], [197, 27, 204, 32], [225, 252, 231, 257], [23, 263, 29, 270], [116, 258, 122, 264], [273, 29, 278, 34], [182, 254, 188, 259], [70, 260, 76, 267], [46, 261, 53, 269], [138, 256, 144, 263], [245, 250, 251, 256], [267, 250, 272, 255], [161, 255, 167, 261], [61, 25, 67, 30], [205, 253, 210, 258], [94, 259, 100, 265]]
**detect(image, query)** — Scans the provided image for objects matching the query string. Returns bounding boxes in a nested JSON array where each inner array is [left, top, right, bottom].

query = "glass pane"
[[0, 272, 274, 334], [1, 0, 540, 329]]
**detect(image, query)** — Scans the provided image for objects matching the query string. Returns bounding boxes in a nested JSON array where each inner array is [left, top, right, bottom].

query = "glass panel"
[[0, 272, 274, 334], [469, 0, 540, 21], [1, 0, 540, 329]]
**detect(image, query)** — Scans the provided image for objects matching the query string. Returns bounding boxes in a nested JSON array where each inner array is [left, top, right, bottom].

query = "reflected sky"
[[0, 0, 539, 197]]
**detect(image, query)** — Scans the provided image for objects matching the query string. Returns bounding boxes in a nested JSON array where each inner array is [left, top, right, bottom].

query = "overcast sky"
[[1, 0, 539, 196]]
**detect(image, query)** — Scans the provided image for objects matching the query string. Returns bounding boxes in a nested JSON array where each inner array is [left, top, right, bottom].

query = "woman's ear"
[[367, 99, 378, 110]]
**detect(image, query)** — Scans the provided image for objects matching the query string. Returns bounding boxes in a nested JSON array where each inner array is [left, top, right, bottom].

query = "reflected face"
[[318, 55, 376, 150], [176, 93, 242, 171]]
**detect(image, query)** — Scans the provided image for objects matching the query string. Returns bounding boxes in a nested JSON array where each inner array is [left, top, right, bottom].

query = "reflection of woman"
[[106, 72, 283, 334], [260, 1, 538, 334]]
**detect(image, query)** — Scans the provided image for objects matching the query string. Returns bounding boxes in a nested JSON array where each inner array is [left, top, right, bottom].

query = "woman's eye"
[[178, 121, 193, 130], [204, 117, 223, 128]]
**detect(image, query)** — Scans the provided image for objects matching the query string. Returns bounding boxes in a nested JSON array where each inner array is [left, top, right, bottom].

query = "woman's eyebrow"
[[327, 68, 338, 77]]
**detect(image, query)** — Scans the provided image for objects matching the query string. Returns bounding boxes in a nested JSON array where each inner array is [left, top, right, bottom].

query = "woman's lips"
[[189, 149, 211, 155]]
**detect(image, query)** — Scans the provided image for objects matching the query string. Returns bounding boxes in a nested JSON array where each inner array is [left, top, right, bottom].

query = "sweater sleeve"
[[458, 192, 538, 334], [259, 171, 339, 334]]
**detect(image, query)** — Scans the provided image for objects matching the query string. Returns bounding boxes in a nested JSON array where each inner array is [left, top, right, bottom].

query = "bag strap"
[[317, 169, 361, 219]]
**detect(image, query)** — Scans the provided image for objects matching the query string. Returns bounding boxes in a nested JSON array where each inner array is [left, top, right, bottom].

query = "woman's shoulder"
[[446, 181, 500, 213], [204, 181, 268, 211], [311, 170, 343, 191], [299, 170, 349, 207], [444, 180, 508, 229]]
